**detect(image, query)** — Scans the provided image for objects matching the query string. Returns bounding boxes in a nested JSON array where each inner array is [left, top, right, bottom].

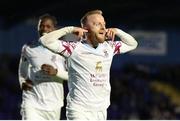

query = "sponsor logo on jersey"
[[95, 61, 102, 72]]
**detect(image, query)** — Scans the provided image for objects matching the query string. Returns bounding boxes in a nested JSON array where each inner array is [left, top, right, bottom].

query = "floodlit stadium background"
[[0, 0, 180, 119]]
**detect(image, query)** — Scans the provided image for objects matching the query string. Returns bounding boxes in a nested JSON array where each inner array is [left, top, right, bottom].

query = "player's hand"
[[73, 27, 88, 38], [41, 64, 57, 76], [106, 28, 117, 41], [22, 79, 33, 91]]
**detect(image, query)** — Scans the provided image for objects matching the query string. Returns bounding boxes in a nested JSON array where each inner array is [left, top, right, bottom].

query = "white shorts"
[[66, 108, 107, 120], [20, 106, 61, 120]]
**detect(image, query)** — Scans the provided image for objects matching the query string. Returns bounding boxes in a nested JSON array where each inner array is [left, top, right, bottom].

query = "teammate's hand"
[[73, 27, 88, 38], [41, 64, 57, 76], [22, 79, 33, 91], [106, 28, 117, 41]]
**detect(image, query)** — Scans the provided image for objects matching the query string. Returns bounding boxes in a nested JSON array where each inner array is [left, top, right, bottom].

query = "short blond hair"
[[80, 10, 103, 27]]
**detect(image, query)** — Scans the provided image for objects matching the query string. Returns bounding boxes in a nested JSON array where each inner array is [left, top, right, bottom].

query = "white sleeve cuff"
[[56, 69, 68, 81]]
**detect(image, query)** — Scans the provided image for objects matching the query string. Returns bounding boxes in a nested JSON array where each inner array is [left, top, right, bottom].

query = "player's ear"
[[81, 23, 87, 30], [82, 25, 86, 30]]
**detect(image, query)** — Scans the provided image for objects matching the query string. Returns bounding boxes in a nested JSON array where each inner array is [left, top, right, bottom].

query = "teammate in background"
[[40, 10, 138, 120], [18, 14, 68, 120]]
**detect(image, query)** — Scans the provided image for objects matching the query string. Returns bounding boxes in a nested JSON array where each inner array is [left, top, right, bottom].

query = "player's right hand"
[[73, 27, 88, 38]]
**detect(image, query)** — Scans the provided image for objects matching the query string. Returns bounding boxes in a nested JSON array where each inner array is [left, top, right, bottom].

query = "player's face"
[[39, 19, 55, 36], [85, 14, 106, 43]]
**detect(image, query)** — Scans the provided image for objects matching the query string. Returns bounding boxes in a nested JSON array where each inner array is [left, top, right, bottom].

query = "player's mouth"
[[98, 31, 106, 36]]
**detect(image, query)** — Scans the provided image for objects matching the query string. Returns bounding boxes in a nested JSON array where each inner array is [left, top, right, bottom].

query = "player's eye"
[[45, 25, 52, 29], [93, 23, 101, 27]]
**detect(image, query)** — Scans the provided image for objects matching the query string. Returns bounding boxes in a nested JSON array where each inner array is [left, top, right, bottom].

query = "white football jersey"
[[66, 41, 121, 110], [40, 40, 122, 110], [18, 42, 67, 111], [40, 27, 137, 111]]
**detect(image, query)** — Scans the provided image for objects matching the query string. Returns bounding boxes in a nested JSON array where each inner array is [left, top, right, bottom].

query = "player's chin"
[[98, 38, 105, 43], [96, 35, 105, 43]]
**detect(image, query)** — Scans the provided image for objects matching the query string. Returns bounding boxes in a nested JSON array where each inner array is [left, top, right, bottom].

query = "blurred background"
[[0, 0, 180, 119]]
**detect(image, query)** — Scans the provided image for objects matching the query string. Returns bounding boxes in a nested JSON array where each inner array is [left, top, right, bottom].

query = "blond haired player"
[[40, 10, 138, 120]]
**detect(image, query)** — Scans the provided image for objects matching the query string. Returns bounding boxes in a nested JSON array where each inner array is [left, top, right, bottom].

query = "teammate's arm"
[[41, 64, 68, 81], [18, 55, 28, 88], [18, 47, 33, 90]]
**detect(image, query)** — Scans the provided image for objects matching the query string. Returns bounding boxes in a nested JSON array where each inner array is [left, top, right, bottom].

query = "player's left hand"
[[106, 28, 117, 41], [41, 64, 57, 76]]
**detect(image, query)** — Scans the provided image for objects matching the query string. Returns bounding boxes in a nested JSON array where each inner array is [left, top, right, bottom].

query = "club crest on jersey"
[[103, 50, 109, 57], [51, 55, 56, 62], [95, 61, 102, 72]]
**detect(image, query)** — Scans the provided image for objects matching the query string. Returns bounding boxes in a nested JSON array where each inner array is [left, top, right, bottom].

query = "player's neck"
[[86, 39, 99, 48]]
